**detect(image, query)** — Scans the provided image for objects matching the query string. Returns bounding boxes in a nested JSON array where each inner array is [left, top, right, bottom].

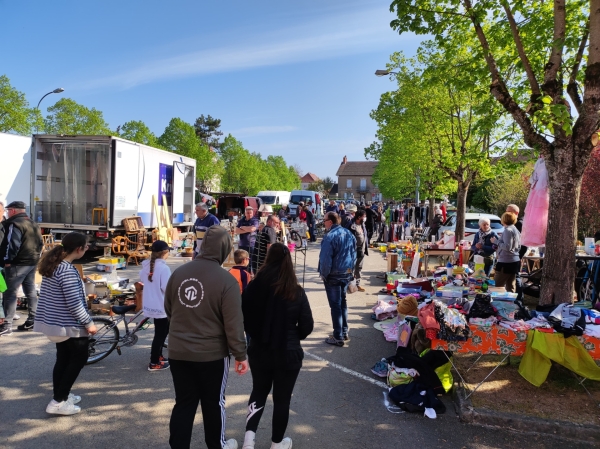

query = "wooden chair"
[[41, 234, 59, 254], [111, 234, 150, 266]]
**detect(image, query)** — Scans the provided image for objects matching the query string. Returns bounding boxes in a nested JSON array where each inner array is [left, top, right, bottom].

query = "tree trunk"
[[539, 144, 584, 306], [455, 181, 470, 242]]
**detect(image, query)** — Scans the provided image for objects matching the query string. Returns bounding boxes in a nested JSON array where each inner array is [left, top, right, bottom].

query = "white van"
[[256, 190, 291, 207], [289, 190, 323, 218]]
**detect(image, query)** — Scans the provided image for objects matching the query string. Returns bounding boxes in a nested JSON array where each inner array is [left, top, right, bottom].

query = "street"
[[0, 244, 585, 448]]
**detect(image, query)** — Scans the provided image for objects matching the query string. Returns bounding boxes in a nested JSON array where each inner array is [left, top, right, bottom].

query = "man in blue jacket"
[[318, 212, 356, 347]]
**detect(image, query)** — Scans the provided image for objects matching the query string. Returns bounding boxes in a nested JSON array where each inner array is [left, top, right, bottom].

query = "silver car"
[[437, 213, 504, 241]]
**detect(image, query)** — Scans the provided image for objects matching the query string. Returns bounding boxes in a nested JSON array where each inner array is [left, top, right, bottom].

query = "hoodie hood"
[[199, 225, 231, 265]]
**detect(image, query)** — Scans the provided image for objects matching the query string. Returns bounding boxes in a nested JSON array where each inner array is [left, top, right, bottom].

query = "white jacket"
[[139, 258, 171, 319]]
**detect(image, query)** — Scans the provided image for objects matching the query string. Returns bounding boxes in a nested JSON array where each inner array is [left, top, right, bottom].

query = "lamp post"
[[37, 87, 64, 109]]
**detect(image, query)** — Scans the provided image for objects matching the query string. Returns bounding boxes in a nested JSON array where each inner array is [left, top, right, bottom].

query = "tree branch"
[[501, 0, 541, 97], [542, 0, 566, 95], [567, 23, 589, 114]]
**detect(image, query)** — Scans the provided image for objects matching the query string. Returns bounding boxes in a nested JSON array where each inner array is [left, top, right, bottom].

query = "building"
[[300, 172, 320, 190], [335, 156, 382, 202]]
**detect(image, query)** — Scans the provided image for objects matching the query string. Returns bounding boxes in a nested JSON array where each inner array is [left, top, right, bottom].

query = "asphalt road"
[[0, 243, 592, 448]]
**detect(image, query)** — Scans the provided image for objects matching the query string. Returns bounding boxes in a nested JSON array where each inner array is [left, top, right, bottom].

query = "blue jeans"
[[2, 264, 38, 323], [324, 275, 351, 340]]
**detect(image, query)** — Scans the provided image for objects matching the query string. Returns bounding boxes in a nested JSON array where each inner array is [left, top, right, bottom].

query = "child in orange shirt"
[[229, 249, 251, 293]]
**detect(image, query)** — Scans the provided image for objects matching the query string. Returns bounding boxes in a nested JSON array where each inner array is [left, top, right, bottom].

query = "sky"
[[1, 0, 422, 180]]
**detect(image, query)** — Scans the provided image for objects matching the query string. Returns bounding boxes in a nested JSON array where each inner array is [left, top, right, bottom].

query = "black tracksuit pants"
[[169, 357, 230, 449], [245, 357, 300, 444], [53, 337, 89, 402]]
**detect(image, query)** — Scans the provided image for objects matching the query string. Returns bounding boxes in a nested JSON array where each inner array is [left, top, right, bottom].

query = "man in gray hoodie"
[[165, 225, 248, 449]]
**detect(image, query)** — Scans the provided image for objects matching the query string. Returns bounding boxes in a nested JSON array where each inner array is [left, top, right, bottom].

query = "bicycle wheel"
[[87, 317, 120, 365]]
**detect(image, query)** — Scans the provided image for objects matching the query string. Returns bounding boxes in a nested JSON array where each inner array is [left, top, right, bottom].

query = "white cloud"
[[74, 7, 411, 90], [229, 126, 298, 137]]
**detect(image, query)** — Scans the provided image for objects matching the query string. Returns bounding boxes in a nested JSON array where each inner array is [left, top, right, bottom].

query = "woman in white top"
[[139, 240, 172, 371]]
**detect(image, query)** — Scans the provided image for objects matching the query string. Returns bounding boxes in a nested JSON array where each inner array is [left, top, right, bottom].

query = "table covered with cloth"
[[432, 325, 600, 360]]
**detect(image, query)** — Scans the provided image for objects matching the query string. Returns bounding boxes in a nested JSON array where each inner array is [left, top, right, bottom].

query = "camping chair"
[[41, 234, 59, 254]]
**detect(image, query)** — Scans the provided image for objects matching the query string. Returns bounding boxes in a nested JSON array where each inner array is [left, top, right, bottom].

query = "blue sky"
[[1, 0, 421, 180]]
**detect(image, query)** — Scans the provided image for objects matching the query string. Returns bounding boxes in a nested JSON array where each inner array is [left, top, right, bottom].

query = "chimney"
[[342, 155, 347, 164]]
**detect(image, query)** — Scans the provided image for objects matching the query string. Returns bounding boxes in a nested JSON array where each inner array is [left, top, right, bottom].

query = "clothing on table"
[[519, 330, 600, 387], [193, 213, 220, 255]]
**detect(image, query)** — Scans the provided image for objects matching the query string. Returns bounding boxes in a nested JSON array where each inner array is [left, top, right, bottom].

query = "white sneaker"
[[13, 313, 21, 320], [271, 437, 292, 449], [223, 439, 238, 449], [68, 393, 81, 405], [46, 399, 81, 415], [242, 430, 255, 449]]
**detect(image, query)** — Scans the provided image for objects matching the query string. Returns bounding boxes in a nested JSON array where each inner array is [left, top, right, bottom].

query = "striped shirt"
[[33, 261, 93, 338]]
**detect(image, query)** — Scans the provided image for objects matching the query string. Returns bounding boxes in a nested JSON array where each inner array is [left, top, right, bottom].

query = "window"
[[343, 192, 347, 199], [346, 179, 352, 188], [360, 178, 366, 189]]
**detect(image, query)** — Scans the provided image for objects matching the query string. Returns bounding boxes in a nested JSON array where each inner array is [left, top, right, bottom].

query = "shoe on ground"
[[148, 361, 170, 371], [242, 430, 255, 449], [159, 355, 168, 363], [13, 313, 21, 320], [325, 336, 344, 347], [17, 319, 34, 331], [223, 439, 238, 449], [271, 437, 292, 449], [330, 332, 350, 341], [371, 359, 389, 378], [356, 285, 366, 292], [68, 393, 81, 405], [0, 324, 13, 336], [46, 398, 81, 415]]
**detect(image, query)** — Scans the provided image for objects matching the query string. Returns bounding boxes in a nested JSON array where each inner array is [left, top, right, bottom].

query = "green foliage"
[[119, 120, 162, 147], [158, 118, 223, 189], [484, 161, 533, 217], [44, 98, 112, 135], [0, 75, 43, 135], [219, 135, 299, 195], [307, 176, 335, 196], [194, 114, 223, 151], [532, 97, 573, 137]]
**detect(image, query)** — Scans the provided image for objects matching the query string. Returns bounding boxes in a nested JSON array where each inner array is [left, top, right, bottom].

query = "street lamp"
[[37, 87, 65, 109], [374, 70, 398, 77]]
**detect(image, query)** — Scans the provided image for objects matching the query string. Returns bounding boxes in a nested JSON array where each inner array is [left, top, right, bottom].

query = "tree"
[[264, 155, 301, 191], [307, 176, 335, 197], [219, 134, 255, 194], [484, 161, 534, 217], [194, 114, 223, 152], [44, 98, 112, 135], [390, 0, 600, 305], [579, 148, 600, 240], [158, 118, 223, 191], [118, 120, 161, 147], [367, 51, 505, 240], [0, 75, 43, 134]]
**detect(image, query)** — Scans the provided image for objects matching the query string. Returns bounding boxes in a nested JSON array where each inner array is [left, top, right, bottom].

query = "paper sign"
[[410, 251, 421, 278]]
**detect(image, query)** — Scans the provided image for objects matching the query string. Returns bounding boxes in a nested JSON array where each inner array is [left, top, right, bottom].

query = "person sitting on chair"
[[470, 217, 498, 276]]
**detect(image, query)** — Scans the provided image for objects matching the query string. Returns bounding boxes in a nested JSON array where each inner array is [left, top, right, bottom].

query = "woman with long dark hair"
[[34, 232, 97, 415], [241, 243, 314, 449], [139, 240, 171, 371]]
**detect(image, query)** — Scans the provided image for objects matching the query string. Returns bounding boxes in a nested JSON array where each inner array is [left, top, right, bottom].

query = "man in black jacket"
[[344, 210, 369, 292], [0, 201, 43, 335]]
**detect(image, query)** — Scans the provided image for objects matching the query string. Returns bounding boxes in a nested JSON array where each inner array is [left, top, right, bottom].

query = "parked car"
[[256, 190, 291, 206], [214, 194, 262, 220], [437, 212, 504, 241]]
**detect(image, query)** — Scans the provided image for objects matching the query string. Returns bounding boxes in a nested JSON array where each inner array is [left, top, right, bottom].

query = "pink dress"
[[521, 158, 549, 247]]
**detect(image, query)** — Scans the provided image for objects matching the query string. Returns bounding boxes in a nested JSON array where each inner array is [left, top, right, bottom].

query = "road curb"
[[452, 382, 600, 444]]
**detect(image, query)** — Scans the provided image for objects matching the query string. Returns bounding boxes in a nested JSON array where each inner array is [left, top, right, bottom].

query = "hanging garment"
[[518, 329, 600, 387], [521, 158, 549, 246]]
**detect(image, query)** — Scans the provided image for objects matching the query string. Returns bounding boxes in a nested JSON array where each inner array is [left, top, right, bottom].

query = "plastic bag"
[[347, 280, 358, 294], [0, 270, 6, 293]]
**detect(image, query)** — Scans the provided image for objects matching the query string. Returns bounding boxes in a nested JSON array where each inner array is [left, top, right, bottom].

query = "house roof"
[[301, 172, 320, 183], [336, 161, 378, 176]]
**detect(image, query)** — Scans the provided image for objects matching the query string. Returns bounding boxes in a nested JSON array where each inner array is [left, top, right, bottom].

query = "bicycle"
[[86, 304, 153, 364]]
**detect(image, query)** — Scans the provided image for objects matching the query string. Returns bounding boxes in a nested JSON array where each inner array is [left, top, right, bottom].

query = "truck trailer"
[[0, 132, 33, 213], [30, 135, 196, 246]]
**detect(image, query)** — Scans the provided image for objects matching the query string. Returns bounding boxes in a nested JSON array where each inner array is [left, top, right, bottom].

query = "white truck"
[[0, 132, 33, 214], [28, 134, 196, 246]]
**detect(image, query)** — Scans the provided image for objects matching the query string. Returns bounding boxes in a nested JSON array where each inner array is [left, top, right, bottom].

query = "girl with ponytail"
[[34, 232, 97, 416], [139, 240, 171, 371]]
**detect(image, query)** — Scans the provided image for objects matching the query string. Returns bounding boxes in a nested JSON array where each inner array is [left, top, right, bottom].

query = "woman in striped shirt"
[[34, 232, 97, 416]]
